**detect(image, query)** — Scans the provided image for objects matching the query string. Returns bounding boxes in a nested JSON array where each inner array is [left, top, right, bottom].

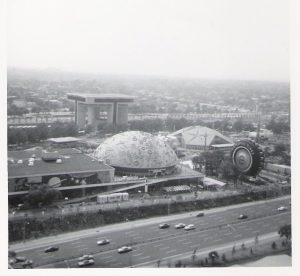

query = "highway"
[[11, 196, 291, 268]]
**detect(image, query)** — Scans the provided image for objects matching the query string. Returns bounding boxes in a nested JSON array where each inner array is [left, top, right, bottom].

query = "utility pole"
[[255, 103, 261, 143]]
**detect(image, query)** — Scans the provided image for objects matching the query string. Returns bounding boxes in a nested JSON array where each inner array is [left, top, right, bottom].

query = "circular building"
[[93, 131, 178, 176]]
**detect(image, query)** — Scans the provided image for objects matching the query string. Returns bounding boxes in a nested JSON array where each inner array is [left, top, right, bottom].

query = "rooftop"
[[47, 137, 81, 144], [67, 93, 134, 103], [8, 148, 113, 179]]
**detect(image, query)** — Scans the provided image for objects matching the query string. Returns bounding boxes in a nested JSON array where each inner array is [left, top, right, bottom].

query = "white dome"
[[94, 131, 178, 169]]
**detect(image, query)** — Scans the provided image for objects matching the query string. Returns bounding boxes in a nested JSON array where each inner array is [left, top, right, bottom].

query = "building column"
[[77, 103, 86, 129], [87, 105, 97, 130]]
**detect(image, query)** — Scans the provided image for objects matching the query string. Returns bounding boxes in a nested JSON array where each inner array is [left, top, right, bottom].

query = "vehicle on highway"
[[174, 223, 186, 229], [277, 206, 288, 211], [196, 212, 204, 217], [15, 256, 27, 263], [159, 223, 170, 229], [78, 259, 95, 267], [238, 214, 248, 220], [118, 246, 133, 254], [78, 255, 94, 261], [44, 246, 59, 253], [22, 259, 34, 268], [184, 224, 196, 231], [97, 239, 110, 245]]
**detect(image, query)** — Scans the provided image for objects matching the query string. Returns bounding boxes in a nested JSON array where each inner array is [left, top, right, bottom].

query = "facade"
[[8, 148, 115, 193], [93, 131, 178, 176], [67, 93, 134, 130]]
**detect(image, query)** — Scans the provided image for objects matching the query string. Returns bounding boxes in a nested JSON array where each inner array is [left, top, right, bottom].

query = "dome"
[[94, 131, 178, 170]]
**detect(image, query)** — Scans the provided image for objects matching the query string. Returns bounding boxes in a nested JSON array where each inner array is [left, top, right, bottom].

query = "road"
[[11, 196, 291, 268]]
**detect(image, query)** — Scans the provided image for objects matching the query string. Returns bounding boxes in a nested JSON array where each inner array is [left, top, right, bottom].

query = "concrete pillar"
[[117, 103, 128, 125], [144, 184, 148, 193], [87, 105, 96, 128], [106, 104, 114, 125], [77, 103, 86, 129]]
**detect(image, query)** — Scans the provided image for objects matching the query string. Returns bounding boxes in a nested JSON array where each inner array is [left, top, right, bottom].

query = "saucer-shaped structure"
[[93, 131, 178, 176]]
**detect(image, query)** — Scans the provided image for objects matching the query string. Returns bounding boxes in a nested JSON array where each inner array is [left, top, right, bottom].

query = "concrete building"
[[8, 148, 115, 193], [67, 93, 134, 130]]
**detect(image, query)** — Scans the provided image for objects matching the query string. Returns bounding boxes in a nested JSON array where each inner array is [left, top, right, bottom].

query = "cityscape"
[[6, 0, 292, 271]]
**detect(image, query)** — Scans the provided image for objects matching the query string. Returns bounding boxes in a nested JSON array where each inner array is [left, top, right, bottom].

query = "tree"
[[25, 184, 62, 208], [208, 251, 219, 265], [278, 224, 291, 240]]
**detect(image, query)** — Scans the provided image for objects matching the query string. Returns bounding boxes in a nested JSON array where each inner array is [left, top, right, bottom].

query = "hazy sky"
[[7, 0, 289, 81]]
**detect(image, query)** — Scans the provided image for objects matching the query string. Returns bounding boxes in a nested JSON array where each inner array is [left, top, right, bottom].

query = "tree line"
[[7, 122, 78, 145]]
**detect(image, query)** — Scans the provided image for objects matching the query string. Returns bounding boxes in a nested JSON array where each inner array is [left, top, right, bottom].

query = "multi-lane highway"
[[11, 196, 291, 268]]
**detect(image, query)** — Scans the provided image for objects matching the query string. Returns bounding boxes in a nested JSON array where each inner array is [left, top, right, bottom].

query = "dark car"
[[44, 246, 59, 253], [159, 223, 170, 229], [238, 214, 248, 220], [196, 212, 204, 217]]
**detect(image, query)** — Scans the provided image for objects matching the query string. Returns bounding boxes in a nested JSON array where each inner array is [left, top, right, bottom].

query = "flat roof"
[[47, 137, 81, 143], [67, 93, 134, 103], [8, 148, 113, 179]]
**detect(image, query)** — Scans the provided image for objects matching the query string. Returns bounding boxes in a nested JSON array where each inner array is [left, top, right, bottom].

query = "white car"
[[184, 224, 196, 231], [277, 206, 287, 211], [118, 246, 133, 254], [78, 259, 95, 267], [78, 255, 94, 261], [97, 239, 110, 246], [175, 223, 186, 229]]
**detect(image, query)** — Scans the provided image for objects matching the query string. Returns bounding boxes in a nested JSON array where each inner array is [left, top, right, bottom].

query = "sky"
[[7, 0, 289, 81]]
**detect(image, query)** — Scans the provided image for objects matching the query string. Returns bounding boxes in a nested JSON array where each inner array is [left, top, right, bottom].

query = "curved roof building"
[[171, 126, 233, 150], [94, 131, 178, 176]]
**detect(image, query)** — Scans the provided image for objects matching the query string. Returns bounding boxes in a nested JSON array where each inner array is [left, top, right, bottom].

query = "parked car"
[[196, 212, 204, 217], [78, 255, 94, 261], [159, 223, 170, 229], [97, 239, 110, 246], [78, 259, 95, 267], [118, 246, 133, 254], [174, 223, 186, 229], [44, 246, 59, 253], [277, 206, 288, 211], [184, 224, 196, 231], [238, 214, 248, 220]]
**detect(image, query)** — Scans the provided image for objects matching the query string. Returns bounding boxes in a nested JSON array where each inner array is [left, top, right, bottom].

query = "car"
[[196, 212, 204, 217], [15, 256, 27, 263], [184, 224, 196, 231], [97, 239, 110, 245], [277, 206, 288, 211], [78, 255, 94, 261], [118, 246, 133, 254], [22, 260, 34, 268], [78, 259, 95, 267], [175, 223, 186, 229], [238, 214, 248, 220], [159, 223, 170, 229], [44, 246, 59, 253]]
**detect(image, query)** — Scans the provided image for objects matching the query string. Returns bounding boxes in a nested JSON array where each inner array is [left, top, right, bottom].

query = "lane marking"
[[138, 256, 151, 260], [166, 249, 177, 254], [132, 253, 143, 257]]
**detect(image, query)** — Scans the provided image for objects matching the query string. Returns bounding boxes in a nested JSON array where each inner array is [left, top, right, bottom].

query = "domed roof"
[[94, 131, 178, 169]]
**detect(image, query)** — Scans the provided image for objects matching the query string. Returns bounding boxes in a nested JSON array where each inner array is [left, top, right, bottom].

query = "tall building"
[[67, 93, 134, 130]]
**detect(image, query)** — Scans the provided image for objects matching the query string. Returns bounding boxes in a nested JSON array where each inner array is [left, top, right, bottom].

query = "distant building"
[[171, 126, 233, 151], [67, 93, 134, 130]]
